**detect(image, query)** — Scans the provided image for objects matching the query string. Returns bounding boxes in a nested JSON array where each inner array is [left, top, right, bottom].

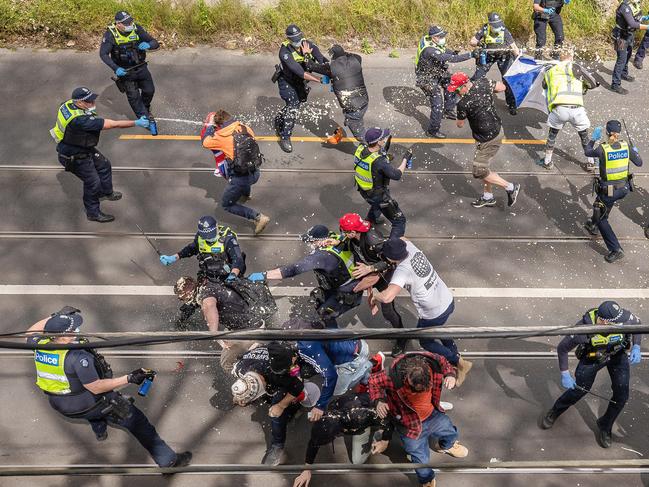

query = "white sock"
[[505, 183, 514, 192], [545, 152, 553, 164], [483, 192, 494, 200]]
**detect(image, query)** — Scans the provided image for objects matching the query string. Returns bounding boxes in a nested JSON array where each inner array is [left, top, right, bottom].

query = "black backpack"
[[231, 126, 263, 176], [219, 279, 278, 329]]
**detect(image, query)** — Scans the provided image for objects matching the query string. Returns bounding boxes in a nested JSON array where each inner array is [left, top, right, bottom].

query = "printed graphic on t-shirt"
[[411, 252, 432, 278]]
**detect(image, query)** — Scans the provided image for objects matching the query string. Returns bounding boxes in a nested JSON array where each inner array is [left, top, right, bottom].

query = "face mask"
[[85, 105, 97, 114], [437, 37, 447, 47], [291, 40, 303, 49], [122, 24, 135, 32]]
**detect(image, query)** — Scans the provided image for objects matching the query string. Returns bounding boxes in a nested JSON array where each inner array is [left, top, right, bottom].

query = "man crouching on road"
[[370, 352, 467, 487]]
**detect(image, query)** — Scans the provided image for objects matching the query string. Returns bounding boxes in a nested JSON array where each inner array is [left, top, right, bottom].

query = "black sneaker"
[[621, 74, 635, 82], [87, 211, 115, 223], [100, 191, 122, 201], [507, 183, 521, 207], [278, 138, 293, 153], [584, 219, 599, 236], [537, 158, 553, 170], [471, 196, 496, 208], [426, 129, 446, 139], [443, 110, 457, 120], [611, 85, 628, 95], [95, 431, 108, 442], [171, 451, 193, 467], [605, 249, 624, 263], [595, 424, 612, 448], [539, 409, 559, 430], [261, 445, 287, 466], [508, 107, 518, 116], [392, 339, 407, 357], [633, 58, 643, 70]]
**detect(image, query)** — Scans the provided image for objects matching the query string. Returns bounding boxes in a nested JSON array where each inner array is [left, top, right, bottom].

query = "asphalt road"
[[1, 45, 649, 487]]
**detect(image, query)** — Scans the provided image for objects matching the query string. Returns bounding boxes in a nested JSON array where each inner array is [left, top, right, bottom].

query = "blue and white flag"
[[504, 56, 553, 113]]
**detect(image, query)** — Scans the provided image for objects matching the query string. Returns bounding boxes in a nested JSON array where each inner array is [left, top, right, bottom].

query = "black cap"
[[286, 24, 304, 42], [329, 44, 346, 59], [300, 224, 330, 242], [597, 301, 630, 323], [606, 120, 622, 135], [488, 12, 505, 29], [71, 87, 98, 102], [428, 25, 447, 38], [115, 11, 133, 24], [267, 342, 294, 374], [382, 238, 408, 261], [44, 313, 83, 333]]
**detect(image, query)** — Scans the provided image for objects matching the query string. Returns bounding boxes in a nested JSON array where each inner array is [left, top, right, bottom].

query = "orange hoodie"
[[202, 121, 256, 161]]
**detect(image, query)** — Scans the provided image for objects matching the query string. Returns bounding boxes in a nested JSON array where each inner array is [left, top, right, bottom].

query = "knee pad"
[[577, 129, 589, 148], [472, 165, 490, 179], [546, 127, 560, 149]]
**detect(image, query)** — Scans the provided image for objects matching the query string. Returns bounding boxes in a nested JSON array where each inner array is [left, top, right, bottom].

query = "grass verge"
[[0, 0, 623, 55]]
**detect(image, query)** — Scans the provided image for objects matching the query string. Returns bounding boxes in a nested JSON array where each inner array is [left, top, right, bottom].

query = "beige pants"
[[472, 133, 503, 179]]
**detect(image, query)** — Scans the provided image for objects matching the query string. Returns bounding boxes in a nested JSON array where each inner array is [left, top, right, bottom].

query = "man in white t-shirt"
[[371, 238, 473, 386]]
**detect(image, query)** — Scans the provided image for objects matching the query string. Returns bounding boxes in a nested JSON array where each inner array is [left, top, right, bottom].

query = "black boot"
[[539, 409, 559, 429], [87, 211, 115, 223]]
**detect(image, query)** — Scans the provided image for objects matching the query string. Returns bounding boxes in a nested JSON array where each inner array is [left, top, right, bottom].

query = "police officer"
[[354, 127, 408, 239], [338, 212, 407, 355], [159, 215, 246, 279], [532, 0, 568, 59], [27, 307, 192, 466], [611, 0, 649, 94], [51, 87, 150, 222], [415, 25, 476, 139], [100, 11, 159, 118], [584, 120, 643, 263], [469, 12, 520, 115], [248, 225, 362, 329], [539, 46, 599, 170], [540, 301, 642, 448], [273, 24, 328, 153], [305, 44, 369, 141], [632, 15, 649, 69]]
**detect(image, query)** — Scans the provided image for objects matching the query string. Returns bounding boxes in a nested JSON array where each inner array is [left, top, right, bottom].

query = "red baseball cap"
[[447, 72, 470, 92], [339, 213, 371, 232]]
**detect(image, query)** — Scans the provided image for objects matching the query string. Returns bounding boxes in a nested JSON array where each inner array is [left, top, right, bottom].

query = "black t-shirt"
[[233, 346, 304, 397], [457, 78, 501, 143]]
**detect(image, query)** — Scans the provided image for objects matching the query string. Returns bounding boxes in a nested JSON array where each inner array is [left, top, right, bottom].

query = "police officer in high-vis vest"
[[159, 215, 246, 281], [532, 0, 568, 59], [353, 127, 409, 240], [52, 87, 151, 223], [611, 0, 649, 94], [415, 26, 477, 139], [27, 307, 192, 466], [100, 11, 159, 118], [248, 224, 363, 329], [469, 12, 520, 115], [584, 120, 643, 263], [541, 301, 642, 448], [538, 47, 599, 170], [273, 24, 328, 153]]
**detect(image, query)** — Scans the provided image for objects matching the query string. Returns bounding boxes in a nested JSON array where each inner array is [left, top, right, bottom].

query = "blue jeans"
[[400, 410, 459, 483], [77, 395, 176, 467], [417, 301, 458, 365], [592, 183, 629, 252], [551, 351, 629, 434], [221, 170, 260, 221], [59, 150, 113, 217], [612, 34, 634, 87], [635, 30, 649, 62], [275, 77, 307, 138]]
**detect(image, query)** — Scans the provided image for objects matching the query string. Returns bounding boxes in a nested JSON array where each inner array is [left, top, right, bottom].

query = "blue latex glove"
[[247, 272, 266, 283], [630, 344, 642, 365], [641, 15, 649, 22], [591, 126, 603, 142], [321, 75, 331, 85], [138, 42, 151, 50], [564, 0, 570, 4], [225, 273, 237, 283], [159, 254, 178, 266], [135, 116, 150, 129], [561, 370, 576, 389], [115, 67, 127, 77], [543, 7, 556, 15]]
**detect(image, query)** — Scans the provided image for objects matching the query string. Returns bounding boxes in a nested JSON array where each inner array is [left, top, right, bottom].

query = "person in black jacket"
[[532, 0, 567, 59], [611, 0, 649, 93], [99, 11, 159, 118], [293, 392, 391, 487], [306, 44, 369, 141], [273, 24, 328, 153]]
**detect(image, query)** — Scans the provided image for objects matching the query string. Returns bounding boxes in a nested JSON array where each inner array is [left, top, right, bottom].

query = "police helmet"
[[197, 215, 218, 241]]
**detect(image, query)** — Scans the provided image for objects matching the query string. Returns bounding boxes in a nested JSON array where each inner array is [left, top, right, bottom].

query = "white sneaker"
[[440, 401, 453, 411]]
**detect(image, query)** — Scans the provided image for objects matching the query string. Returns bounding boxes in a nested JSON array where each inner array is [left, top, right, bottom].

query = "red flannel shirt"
[[369, 351, 455, 439]]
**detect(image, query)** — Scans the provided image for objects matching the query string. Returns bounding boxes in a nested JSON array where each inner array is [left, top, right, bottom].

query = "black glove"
[[471, 48, 482, 60], [53, 306, 80, 316], [127, 368, 155, 385]]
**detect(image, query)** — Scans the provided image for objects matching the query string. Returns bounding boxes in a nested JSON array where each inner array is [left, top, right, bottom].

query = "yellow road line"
[[119, 134, 547, 145]]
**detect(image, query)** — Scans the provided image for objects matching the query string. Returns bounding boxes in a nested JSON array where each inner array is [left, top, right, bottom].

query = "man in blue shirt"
[[51, 87, 150, 222]]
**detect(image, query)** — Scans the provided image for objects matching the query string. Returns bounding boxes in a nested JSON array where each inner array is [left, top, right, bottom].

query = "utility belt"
[[311, 286, 359, 306], [60, 393, 134, 421], [112, 62, 148, 92], [575, 342, 628, 365], [593, 176, 632, 197], [59, 152, 93, 171]]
